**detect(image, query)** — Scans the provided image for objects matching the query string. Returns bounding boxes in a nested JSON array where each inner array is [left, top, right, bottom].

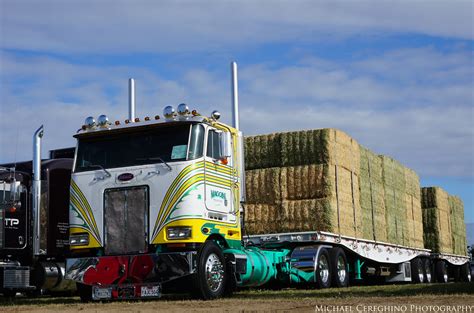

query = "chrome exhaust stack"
[[231, 62, 246, 203], [231, 62, 240, 131], [128, 78, 136, 121], [32, 125, 44, 256]]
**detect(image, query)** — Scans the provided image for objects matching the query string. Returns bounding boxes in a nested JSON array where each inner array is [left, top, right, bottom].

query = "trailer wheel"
[[76, 283, 92, 302], [329, 248, 348, 288], [315, 248, 331, 289], [423, 259, 432, 283], [435, 260, 448, 283], [460, 263, 471, 282], [411, 258, 424, 283], [192, 241, 228, 300]]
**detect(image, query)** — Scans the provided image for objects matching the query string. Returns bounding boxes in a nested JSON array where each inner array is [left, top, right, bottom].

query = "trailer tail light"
[[167, 227, 192, 240], [70, 233, 90, 246]]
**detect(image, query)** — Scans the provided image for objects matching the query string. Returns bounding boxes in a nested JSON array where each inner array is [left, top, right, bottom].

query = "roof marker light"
[[155, 115, 160, 120], [144, 116, 150, 121], [125, 119, 131, 124], [115, 121, 120, 125], [134, 117, 140, 122], [163, 106, 175, 120]]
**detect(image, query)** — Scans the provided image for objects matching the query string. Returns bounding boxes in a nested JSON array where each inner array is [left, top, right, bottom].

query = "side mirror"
[[219, 132, 232, 159]]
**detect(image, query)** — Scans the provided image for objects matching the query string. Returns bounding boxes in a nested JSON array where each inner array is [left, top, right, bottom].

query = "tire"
[[76, 283, 93, 302], [423, 259, 433, 284], [460, 263, 472, 282], [315, 248, 331, 289], [192, 241, 228, 300], [329, 248, 349, 288], [411, 258, 424, 283], [435, 260, 448, 283]]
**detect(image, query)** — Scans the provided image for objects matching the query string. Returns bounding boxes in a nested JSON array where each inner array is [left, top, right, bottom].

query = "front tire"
[[192, 241, 228, 300], [329, 248, 349, 288], [460, 263, 471, 282], [315, 248, 331, 289]]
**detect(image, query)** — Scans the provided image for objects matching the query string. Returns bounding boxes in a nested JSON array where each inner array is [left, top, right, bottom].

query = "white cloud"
[[1, 0, 472, 53], [0, 46, 472, 178]]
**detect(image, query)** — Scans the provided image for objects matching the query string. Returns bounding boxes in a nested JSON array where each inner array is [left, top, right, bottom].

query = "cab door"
[[204, 128, 234, 216]]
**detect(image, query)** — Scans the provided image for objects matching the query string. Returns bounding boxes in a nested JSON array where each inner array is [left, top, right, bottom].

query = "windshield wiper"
[[136, 157, 172, 171], [83, 164, 112, 178]]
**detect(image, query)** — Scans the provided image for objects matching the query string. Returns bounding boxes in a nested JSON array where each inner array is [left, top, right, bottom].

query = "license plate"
[[140, 285, 160, 297], [92, 287, 112, 300]]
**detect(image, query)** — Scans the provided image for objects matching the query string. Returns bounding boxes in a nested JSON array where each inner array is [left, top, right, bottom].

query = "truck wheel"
[[329, 248, 348, 288], [423, 259, 433, 283], [192, 241, 228, 300], [411, 258, 424, 283], [460, 263, 471, 282], [76, 283, 93, 302], [435, 260, 448, 283], [315, 248, 331, 289]]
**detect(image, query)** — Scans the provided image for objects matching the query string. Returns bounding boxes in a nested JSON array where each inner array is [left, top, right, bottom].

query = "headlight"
[[167, 227, 192, 240], [70, 233, 90, 246]]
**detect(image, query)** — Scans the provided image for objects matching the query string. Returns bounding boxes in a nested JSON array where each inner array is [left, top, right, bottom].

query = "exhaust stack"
[[231, 62, 246, 203], [231, 62, 239, 130], [32, 125, 44, 256], [128, 78, 136, 121]]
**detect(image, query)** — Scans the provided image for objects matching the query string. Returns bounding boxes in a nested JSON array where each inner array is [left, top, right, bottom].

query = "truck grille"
[[3, 267, 30, 289], [104, 186, 148, 255]]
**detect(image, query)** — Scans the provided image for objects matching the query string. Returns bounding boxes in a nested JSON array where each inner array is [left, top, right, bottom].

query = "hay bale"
[[244, 133, 281, 170], [421, 187, 453, 254], [245, 167, 282, 204], [380, 155, 407, 246], [359, 147, 387, 242], [449, 195, 467, 256], [404, 167, 423, 248]]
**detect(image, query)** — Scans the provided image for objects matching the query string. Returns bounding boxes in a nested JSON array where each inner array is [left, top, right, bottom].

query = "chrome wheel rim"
[[425, 263, 432, 283], [337, 256, 346, 283], [318, 254, 330, 284], [205, 253, 224, 292]]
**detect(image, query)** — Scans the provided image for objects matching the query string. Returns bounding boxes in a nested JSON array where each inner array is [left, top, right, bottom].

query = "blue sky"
[[0, 1, 473, 222]]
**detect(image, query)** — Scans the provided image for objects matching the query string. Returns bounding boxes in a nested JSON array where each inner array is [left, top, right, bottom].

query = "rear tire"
[[460, 263, 471, 282], [435, 260, 448, 283], [423, 259, 433, 283], [329, 248, 349, 288], [192, 241, 228, 300], [315, 248, 331, 289], [411, 258, 424, 283]]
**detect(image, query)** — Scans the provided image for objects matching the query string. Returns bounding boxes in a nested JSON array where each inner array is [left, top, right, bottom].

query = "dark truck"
[[0, 126, 76, 297]]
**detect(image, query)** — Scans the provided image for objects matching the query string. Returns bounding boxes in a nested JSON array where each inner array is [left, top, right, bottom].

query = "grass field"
[[1, 283, 473, 313]]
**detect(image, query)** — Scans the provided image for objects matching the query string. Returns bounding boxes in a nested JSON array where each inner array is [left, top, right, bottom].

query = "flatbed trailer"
[[63, 63, 471, 302]]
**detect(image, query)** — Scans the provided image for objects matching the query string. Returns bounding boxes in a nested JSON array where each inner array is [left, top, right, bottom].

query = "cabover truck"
[[0, 128, 76, 297], [65, 64, 471, 302]]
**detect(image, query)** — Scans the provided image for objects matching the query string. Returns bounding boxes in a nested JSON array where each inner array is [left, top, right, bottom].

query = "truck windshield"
[[74, 123, 205, 173]]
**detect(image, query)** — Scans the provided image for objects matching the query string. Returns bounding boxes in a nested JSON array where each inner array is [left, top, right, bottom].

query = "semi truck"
[[64, 63, 471, 301], [0, 128, 76, 297]]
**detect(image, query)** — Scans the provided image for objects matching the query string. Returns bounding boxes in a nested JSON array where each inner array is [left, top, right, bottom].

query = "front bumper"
[[66, 252, 197, 292]]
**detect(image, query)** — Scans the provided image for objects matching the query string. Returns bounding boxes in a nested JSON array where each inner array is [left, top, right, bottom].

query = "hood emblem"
[[117, 173, 134, 181]]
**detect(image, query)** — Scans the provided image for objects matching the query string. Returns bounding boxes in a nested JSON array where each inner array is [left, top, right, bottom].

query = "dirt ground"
[[1, 283, 473, 313]]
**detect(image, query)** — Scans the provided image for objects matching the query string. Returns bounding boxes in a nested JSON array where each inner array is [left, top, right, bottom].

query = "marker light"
[[115, 121, 120, 125], [134, 118, 140, 122], [144, 116, 150, 121], [125, 119, 131, 124], [163, 106, 175, 120], [211, 110, 221, 120], [192, 110, 199, 116], [177, 103, 189, 116], [85, 116, 96, 129], [97, 115, 109, 127], [155, 115, 160, 120]]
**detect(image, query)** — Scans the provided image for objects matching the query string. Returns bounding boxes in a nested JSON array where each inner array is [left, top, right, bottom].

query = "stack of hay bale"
[[359, 147, 387, 242], [404, 168, 424, 248], [449, 195, 467, 255], [421, 187, 453, 253], [245, 129, 362, 237]]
